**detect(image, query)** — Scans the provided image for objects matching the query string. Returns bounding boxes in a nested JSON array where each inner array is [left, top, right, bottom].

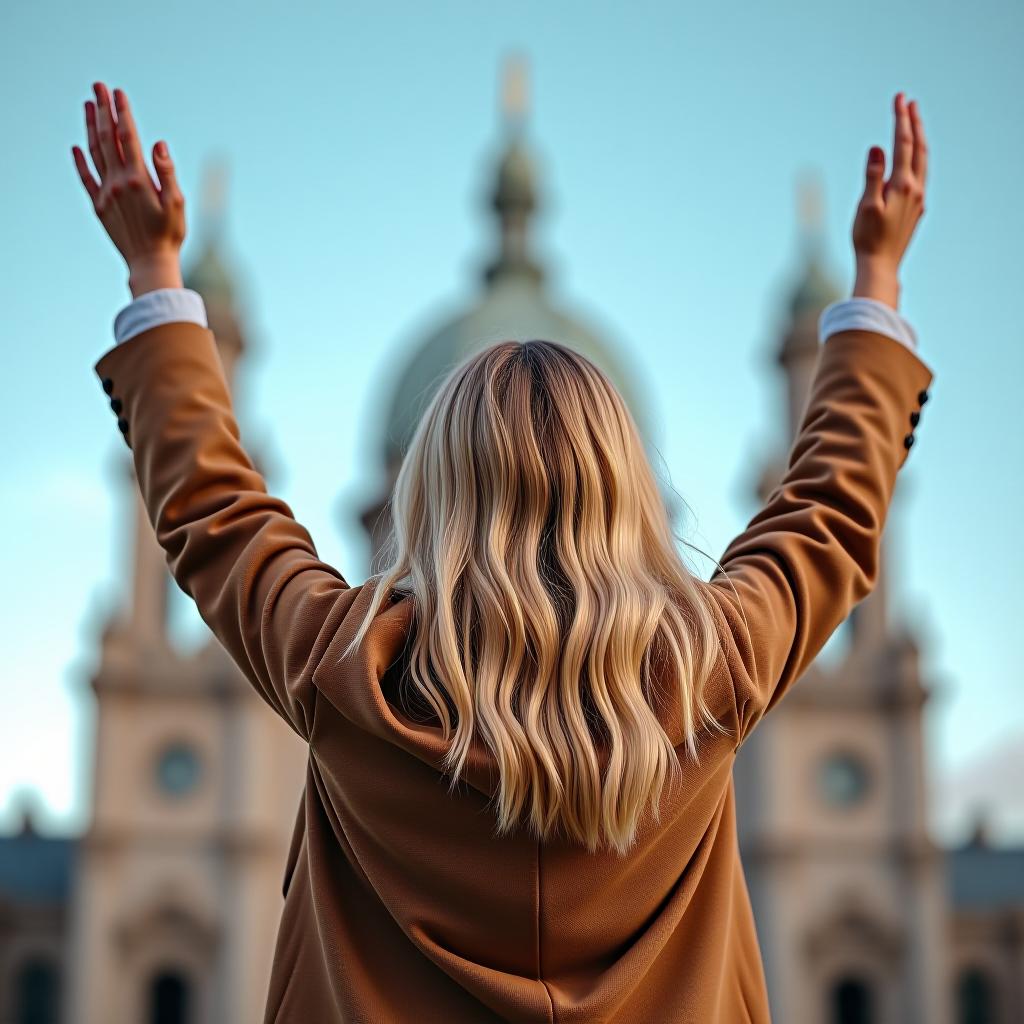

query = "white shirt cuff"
[[113, 287, 209, 345], [818, 297, 918, 352]]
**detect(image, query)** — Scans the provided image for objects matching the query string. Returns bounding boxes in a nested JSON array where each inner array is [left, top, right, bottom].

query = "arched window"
[[957, 967, 996, 1024], [14, 956, 60, 1024], [831, 975, 874, 1024], [149, 969, 191, 1024]]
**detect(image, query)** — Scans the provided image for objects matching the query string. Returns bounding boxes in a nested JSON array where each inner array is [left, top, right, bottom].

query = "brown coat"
[[93, 321, 933, 1023]]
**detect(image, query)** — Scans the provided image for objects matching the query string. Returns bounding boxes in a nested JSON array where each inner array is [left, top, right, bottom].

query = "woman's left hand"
[[72, 81, 186, 297]]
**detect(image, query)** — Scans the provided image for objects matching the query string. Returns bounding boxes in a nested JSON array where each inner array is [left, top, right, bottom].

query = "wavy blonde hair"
[[343, 339, 727, 855]]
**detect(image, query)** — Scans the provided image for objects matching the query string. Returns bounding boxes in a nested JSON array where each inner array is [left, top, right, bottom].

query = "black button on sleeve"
[[909, 410, 920, 427], [102, 377, 114, 395], [117, 417, 129, 434], [903, 433, 915, 449], [110, 397, 123, 414]]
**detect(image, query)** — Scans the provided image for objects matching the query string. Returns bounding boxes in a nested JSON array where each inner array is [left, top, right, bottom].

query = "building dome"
[[379, 246, 649, 473], [356, 55, 662, 559]]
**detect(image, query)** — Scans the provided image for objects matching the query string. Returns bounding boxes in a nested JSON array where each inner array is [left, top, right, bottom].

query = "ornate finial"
[[782, 168, 841, 328], [501, 51, 530, 131], [183, 154, 237, 306], [797, 170, 825, 235], [483, 53, 544, 287], [199, 156, 230, 239]]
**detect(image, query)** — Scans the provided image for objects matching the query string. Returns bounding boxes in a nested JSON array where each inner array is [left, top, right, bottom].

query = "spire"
[[183, 156, 237, 307], [482, 51, 545, 287], [181, 155, 246, 379], [761, 172, 845, 482], [775, 170, 843, 424], [786, 171, 842, 323]]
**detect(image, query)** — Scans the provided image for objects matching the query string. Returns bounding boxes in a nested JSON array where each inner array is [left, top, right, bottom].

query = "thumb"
[[863, 145, 885, 205], [153, 141, 184, 209]]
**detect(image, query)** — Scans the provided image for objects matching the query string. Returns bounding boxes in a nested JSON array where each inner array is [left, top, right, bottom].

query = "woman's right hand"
[[850, 91, 929, 309]]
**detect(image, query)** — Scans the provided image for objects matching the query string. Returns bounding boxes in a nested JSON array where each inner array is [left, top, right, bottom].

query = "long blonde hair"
[[343, 339, 727, 855]]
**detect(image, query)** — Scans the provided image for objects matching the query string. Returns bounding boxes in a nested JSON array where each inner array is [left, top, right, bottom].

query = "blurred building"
[[1, 58, 1022, 1024]]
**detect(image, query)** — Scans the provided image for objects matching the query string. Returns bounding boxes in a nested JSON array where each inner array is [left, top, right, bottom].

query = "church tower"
[[732, 175, 950, 1024], [66, 163, 307, 1024]]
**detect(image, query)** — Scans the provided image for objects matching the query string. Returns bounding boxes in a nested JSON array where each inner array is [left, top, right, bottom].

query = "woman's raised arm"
[[74, 83, 357, 743], [706, 92, 931, 748]]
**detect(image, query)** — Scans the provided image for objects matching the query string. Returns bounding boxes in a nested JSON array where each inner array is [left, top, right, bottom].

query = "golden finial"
[[501, 51, 530, 129], [796, 170, 824, 233], [199, 155, 230, 231]]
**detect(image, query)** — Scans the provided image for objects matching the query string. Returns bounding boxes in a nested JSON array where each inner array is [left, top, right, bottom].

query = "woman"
[[73, 83, 931, 1023]]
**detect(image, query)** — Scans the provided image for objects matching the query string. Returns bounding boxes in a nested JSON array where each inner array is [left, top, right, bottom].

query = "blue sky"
[[2, 0, 1021, 843]]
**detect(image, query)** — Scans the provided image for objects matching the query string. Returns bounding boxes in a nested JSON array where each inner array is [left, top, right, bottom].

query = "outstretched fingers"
[[112, 88, 146, 174], [888, 93, 913, 179], [909, 99, 928, 186], [152, 141, 186, 224], [891, 92, 914, 180], [863, 145, 886, 207], [85, 100, 105, 179], [851, 91, 927, 271], [92, 82, 123, 177], [72, 144, 100, 203], [73, 80, 189, 267]]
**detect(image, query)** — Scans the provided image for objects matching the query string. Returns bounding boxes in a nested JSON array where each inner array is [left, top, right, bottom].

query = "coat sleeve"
[[703, 328, 935, 748], [93, 320, 361, 741]]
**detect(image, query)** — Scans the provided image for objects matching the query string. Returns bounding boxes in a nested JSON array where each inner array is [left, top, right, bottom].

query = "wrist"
[[852, 259, 901, 310], [127, 251, 183, 298]]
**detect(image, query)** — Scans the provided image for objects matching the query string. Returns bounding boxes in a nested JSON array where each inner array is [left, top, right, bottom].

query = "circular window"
[[155, 743, 202, 797], [818, 752, 870, 808]]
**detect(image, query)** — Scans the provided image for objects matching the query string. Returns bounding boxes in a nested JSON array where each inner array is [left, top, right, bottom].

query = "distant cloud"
[[934, 730, 1024, 846]]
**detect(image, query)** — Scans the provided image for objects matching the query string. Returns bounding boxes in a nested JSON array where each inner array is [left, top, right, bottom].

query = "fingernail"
[[157, 141, 168, 157]]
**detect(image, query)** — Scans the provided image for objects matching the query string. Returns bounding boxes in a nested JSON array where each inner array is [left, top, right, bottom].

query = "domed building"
[[356, 56, 662, 562], [1, 58, 1023, 1024]]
